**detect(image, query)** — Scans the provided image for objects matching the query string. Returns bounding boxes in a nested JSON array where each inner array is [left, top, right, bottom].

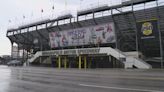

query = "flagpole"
[[52, 0, 55, 18], [80, 0, 83, 9], [65, 0, 67, 11], [22, 15, 25, 26], [41, 9, 43, 20]]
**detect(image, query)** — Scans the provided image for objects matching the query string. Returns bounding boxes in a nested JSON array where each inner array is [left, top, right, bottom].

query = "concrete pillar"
[[84, 56, 87, 69], [58, 56, 61, 69], [64, 56, 67, 69], [79, 55, 81, 69]]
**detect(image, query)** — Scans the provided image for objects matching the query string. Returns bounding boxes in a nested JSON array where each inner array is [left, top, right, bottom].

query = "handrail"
[[134, 57, 152, 68], [28, 47, 152, 69]]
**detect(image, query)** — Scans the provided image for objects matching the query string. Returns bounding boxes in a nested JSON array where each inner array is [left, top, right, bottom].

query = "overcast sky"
[[0, 0, 123, 56], [0, 0, 163, 56]]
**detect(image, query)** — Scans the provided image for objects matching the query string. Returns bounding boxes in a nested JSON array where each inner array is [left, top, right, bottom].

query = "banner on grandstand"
[[137, 19, 160, 57], [137, 20, 159, 39], [49, 23, 115, 48]]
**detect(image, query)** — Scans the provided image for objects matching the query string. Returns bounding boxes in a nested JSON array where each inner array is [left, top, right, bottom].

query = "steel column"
[[84, 56, 87, 69], [58, 56, 61, 69], [79, 55, 82, 69], [64, 56, 67, 69]]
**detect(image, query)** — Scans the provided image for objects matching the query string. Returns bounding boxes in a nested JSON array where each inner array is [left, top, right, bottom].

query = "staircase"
[[125, 57, 152, 69], [28, 51, 42, 63], [27, 47, 152, 69]]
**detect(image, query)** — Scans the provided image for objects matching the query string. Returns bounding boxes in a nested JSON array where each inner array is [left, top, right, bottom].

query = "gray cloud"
[[0, 0, 120, 55]]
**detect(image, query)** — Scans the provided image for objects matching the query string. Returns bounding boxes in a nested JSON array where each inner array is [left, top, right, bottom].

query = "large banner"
[[137, 20, 160, 57], [137, 20, 159, 39], [49, 23, 115, 48]]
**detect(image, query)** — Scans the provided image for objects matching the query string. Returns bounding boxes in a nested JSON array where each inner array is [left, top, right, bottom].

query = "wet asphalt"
[[0, 66, 164, 92]]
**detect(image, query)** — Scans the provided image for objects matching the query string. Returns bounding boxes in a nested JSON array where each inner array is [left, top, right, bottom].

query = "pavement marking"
[[79, 84, 163, 92], [111, 76, 164, 81]]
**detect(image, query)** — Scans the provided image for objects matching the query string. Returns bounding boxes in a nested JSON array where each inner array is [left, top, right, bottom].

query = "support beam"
[[115, 8, 123, 13], [64, 56, 67, 69], [19, 33, 33, 44], [27, 28, 35, 40], [89, 57, 92, 68], [57, 21, 62, 31], [49, 56, 51, 64], [84, 56, 87, 69], [156, 0, 163, 69], [70, 18, 74, 29], [46, 24, 51, 33], [13, 34, 34, 46], [79, 55, 82, 69], [23, 44, 25, 64], [58, 56, 61, 69], [132, 5, 139, 54], [93, 13, 98, 25], [77, 16, 82, 27], [36, 26, 49, 42]]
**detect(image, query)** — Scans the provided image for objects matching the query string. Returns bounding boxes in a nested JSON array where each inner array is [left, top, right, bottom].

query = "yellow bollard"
[[64, 56, 67, 69], [58, 56, 61, 69], [79, 55, 81, 69], [84, 56, 87, 69]]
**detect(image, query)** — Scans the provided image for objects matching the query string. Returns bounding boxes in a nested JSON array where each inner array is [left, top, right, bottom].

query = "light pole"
[[156, 0, 163, 69], [41, 9, 43, 20]]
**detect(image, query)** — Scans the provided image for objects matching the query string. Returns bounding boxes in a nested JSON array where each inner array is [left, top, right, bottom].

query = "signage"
[[49, 23, 115, 48], [137, 20, 158, 40], [137, 19, 160, 57], [42, 48, 100, 56]]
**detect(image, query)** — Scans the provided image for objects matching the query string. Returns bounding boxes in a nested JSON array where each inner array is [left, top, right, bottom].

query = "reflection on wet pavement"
[[0, 66, 164, 92], [0, 66, 11, 92]]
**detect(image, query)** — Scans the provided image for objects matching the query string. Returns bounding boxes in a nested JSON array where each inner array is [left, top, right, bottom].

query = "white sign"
[[49, 23, 115, 48], [42, 48, 100, 56]]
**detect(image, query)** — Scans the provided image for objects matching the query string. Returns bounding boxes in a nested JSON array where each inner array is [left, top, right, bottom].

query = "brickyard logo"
[[142, 22, 153, 36]]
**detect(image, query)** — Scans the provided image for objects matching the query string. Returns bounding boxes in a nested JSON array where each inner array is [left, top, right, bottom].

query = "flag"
[[41, 9, 44, 13], [52, 6, 54, 10], [23, 15, 25, 19], [8, 20, 11, 23]]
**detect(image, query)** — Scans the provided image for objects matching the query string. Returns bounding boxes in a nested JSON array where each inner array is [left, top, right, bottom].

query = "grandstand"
[[6, 0, 164, 69]]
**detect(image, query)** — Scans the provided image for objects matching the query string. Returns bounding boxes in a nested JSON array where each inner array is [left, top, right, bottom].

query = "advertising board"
[[49, 23, 115, 48]]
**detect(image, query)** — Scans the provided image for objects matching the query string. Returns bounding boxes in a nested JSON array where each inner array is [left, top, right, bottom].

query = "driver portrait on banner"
[[49, 23, 116, 48]]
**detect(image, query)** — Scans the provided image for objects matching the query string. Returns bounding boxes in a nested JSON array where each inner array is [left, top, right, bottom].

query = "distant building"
[[1, 55, 11, 64]]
